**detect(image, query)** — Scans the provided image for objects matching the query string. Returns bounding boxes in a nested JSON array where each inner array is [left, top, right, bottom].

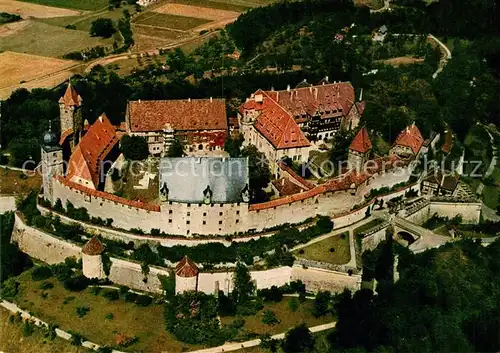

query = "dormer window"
[[203, 185, 213, 204]]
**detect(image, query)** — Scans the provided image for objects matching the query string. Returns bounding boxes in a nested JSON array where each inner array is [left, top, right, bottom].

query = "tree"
[[282, 323, 314, 353], [232, 262, 255, 305], [120, 135, 149, 160], [241, 145, 271, 201], [90, 18, 116, 38], [224, 134, 244, 157], [166, 138, 184, 157]]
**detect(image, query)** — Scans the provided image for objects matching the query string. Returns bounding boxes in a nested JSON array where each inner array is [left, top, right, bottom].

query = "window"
[[220, 204, 223, 207], [187, 212, 190, 217], [169, 210, 173, 214], [186, 220, 190, 225], [219, 212, 223, 216], [187, 203, 191, 207], [168, 219, 172, 223], [203, 221, 206, 225], [236, 219, 239, 224], [203, 212, 207, 216], [219, 220, 222, 225], [198, 203, 202, 207], [236, 210, 240, 215]]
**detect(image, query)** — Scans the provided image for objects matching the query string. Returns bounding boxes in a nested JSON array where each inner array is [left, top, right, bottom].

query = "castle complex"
[[28, 79, 481, 295]]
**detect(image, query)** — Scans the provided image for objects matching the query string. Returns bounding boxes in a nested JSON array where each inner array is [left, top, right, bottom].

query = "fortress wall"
[[405, 204, 431, 225], [429, 201, 481, 224], [361, 226, 388, 252], [108, 258, 170, 294], [0, 196, 16, 213], [12, 213, 81, 264], [291, 267, 361, 293]]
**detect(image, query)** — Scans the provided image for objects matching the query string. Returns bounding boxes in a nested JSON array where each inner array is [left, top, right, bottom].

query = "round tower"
[[82, 236, 106, 280], [175, 256, 199, 294]]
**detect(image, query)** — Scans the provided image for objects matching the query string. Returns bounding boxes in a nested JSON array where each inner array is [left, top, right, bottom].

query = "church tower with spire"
[[59, 82, 83, 150], [41, 121, 63, 202]]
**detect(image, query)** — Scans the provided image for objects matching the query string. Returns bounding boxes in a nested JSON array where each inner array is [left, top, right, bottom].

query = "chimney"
[[138, 99, 141, 103], [188, 98, 191, 102], [359, 88, 363, 101], [325, 75, 329, 82], [281, 178, 285, 186], [287, 85, 291, 92], [314, 88, 318, 100], [210, 96, 213, 102], [271, 86, 274, 91], [99, 115, 103, 123]]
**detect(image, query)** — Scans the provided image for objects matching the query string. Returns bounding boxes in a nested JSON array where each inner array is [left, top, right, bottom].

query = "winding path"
[[428, 34, 452, 79]]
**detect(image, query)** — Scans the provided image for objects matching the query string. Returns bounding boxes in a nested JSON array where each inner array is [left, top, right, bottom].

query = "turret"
[[59, 82, 83, 150], [41, 121, 63, 202], [175, 256, 199, 294], [82, 236, 106, 280]]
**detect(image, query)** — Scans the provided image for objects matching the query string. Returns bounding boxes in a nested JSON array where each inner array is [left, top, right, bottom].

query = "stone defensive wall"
[[11, 212, 361, 295], [50, 158, 416, 237], [360, 222, 390, 252], [0, 195, 16, 213], [429, 198, 482, 224]]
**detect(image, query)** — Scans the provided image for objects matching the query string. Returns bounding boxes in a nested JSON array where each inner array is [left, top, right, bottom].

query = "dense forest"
[[329, 239, 500, 353]]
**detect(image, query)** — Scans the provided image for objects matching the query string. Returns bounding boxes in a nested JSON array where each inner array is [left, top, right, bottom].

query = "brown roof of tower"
[[82, 236, 105, 255], [175, 256, 199, 278], [349, 127, 372, 153], [393, 124, 424, 154], [59, 83, 82, 108]]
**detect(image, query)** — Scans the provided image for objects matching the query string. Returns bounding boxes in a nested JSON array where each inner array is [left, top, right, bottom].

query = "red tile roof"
[[58, 83, 82, 108], [175, 256, 199, 278], [250, 155, 404, 211], [264, 82, 355, 118], [252, 91, 310, 149], [66, 114, 119, 188], [56, 176, 160, 211], [393, 124, 424, 154], [126, 99, 227, 132], [82, 236, 105, 255], [272, 178, 305, 196], [349, 127, 372, 153], [277, 161, 314, 190]]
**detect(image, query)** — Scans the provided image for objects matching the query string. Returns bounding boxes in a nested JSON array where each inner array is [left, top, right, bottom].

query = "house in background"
[[421, 169, 460, 197]]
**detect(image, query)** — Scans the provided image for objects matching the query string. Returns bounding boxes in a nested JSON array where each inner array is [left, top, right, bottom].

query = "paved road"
[[187, 322, 336, 353], [394, 217, 450, 253]]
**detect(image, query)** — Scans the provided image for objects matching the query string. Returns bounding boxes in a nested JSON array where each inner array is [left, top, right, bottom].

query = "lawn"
[[133, 12, 211, 31], [353, 218, 385, 236], [0, 167, 42, 195], [18, 0, 108, 11], [220, 298, 333, 335], [0, 307, 87, 353], [112, 159, 160, 203], [293, 232, 350, 265], [10, 269, 200, 353], [0, 20, 111, 58]]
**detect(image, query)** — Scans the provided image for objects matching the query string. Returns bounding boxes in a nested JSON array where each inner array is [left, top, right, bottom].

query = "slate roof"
[[425, 170, 459, 191], [66, 114, 118, 188], [349, 127, 372, 153], [393, 124, 424, 154], [58, 83, 82, 108], [159, 157, 249, 203], [82, 236, 105, 256], [126, 99, 227, 132], [175, 256, 199, 278]]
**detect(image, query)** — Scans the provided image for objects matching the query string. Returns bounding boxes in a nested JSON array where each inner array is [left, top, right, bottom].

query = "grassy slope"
[[133, 12, 211, 31], [17, 0, 108, 11], [0, 168, 41, 195], [0, 307, 87, 353]]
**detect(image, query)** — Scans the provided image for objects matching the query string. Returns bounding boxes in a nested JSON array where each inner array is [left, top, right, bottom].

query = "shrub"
[[69, 331, 85, 346], [289, 298, 299, 312], [51, 263, 73, 281], [39, 281, 54, 290], [105, 312, 114, 320], [90, 286, 101, 296], [135, 294, 152, 307], [121, 135, 148, 160], [76, 306, 90, 318], [31, 266, 52, 281], [63, 275, 90, 292], [1, 278, 19, 299], [90, 18, 116, 38], [40, 292, 48, 299], [312, 291, 331, 318], [119, 285, 130, 295], [124, 292, 138, 302], [298, 249, 305, 254], [261, 309, 280, 326], [151, 228, 161, 236], [64, 257, 80, 269], [258, 286, 283, 302], [63, 296, 75, 304], [23, 320, 34, 337], [102, 289, 119, 301], [97, 346, 113, 353]]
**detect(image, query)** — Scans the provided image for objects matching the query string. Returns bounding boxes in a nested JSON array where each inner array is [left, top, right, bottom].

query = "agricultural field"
[[0, 51, 80, 100], [17, 0, 108, 11], [0, 0, 83, 18], [0, 20, 110, 57], [154, 3, 240, 21], [293, 232, 351, 265], [132, 12, 211, 31]]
